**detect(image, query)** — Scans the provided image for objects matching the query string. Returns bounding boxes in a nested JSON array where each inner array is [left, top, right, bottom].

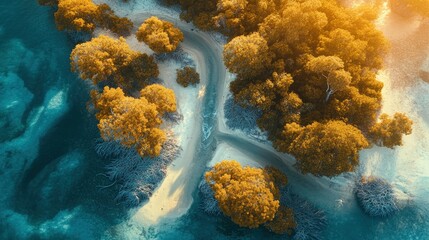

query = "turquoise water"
[[1, 1, 429, 239], [0, 1, 127, 239]]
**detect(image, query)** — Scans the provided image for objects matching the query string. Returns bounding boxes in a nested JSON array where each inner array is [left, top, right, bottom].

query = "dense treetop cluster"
[[92, 85, 176, 157], [176, 66, 200, 87], [42, 1, 186, 158], [206, 160, 295, 233], [168, 0, 414, 177], [136, 16, 184, 53], [54, 0, 133, 36], [69, 33, 180, 157], [70, 35, 159, 93]]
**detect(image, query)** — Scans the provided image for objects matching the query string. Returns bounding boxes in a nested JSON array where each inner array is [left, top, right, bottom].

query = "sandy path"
[[93, 7, 228, 225], [132, 35, 207, 225]]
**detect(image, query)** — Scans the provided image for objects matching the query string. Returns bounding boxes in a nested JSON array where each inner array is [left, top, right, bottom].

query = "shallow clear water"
[[1, 1, 429, 240], [0, 1, 128, 239]]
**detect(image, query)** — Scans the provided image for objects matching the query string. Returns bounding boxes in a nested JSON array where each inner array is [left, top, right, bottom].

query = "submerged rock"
[[0, 73, 34, 142], [38, 206, 105, 239], [25, 150, 86, 217]]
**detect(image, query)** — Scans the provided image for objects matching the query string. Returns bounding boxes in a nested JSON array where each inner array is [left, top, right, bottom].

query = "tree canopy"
[[369, 113, 413, 148], [224, 32, 272, 78], [70, 35, 158, 92], [171, 0, 415, 177], [279, 121, 369, 177], [176, 66, 200, 87], [54, 0, 133, 36], [136, 16, 184, 53], [55, 0, 100, 32], [93, 85, 176, 157], [205, 160, 281, 228]]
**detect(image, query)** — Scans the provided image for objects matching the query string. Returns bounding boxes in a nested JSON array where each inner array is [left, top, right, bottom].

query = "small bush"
[[355, 176, 398, 217], [98, 4, 133, 37], [176, 66, 200, 87]]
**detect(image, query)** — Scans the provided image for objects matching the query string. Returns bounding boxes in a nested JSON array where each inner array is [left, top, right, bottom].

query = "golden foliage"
[[176, 66, 200, 87], [205, 160, 281, 228], [118, 53, 159, 91], [164, 0, 218, 31], [264, 166, 288, 188], [224, 32, 272, 78], [55, 0, 100, 32], [265, 206, 296, 235], [136, 16, 184, 53], [172, 0, 410, 177], [98, 4, 133, 36], [140, 84, 177, 114], [284, 121, 369, 177], [71, 35, 136, 84], [369, 113, 413, 148], [55, 0, 133, 35], [235, 72, 294, 110], [93, 85, 176, 157], [70, 35, 158, 91]]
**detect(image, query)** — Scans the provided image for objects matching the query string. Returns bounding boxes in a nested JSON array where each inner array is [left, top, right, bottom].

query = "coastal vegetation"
[[34, 0, 420, 237], [206, 160, 295, 234], [136, 16, 184, 53], [70, 35, 159, 93], [170, 0, 413, 177], [92, 85, 176, 157], [176, 66, 200, 87], [54, 0, 133, 36]]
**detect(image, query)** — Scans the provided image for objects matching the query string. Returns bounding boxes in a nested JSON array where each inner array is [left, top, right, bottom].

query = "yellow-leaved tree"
[[93, 85, 176, 157], [205, 160, 281, 228], [283, 121, 369, 177], [70, 35, 159, 91], [136, 16, 184, 53], [176, 66, 200, 87], [55, 0, 100, 32], [305, 55, 352, 102], [54, 0, 133, 35], [223, 32, 272, 78], [369, 113, 413, 148]]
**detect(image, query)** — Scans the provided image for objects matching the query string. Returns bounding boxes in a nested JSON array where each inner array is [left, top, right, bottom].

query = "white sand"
[[132, 44, 205, 225], [92, 0, 228, 225], [209, 142, 264, 168], [359, 1, 429, 203]]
